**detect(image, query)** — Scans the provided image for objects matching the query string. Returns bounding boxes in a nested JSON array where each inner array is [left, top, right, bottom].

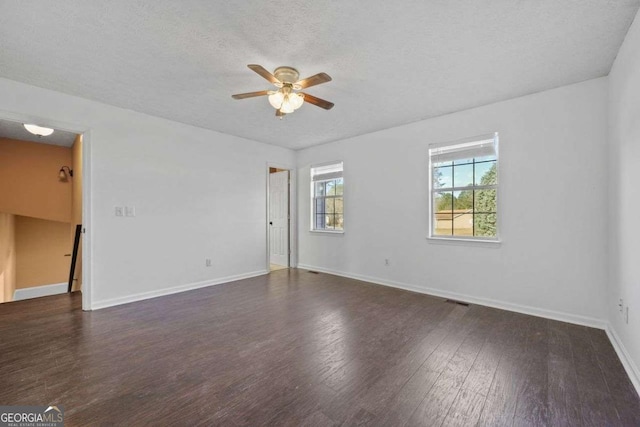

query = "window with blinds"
[[311, 161, 344, 232], [429, 133, 499, 240]]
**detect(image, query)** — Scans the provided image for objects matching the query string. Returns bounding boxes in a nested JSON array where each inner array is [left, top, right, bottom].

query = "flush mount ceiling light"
[[232, 65, 334, 119], [23, 123, 54, 137]]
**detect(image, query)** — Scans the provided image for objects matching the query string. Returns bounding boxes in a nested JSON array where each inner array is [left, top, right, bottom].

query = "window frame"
[[428, 133, 501, 243], [310, 161, 344, 234]]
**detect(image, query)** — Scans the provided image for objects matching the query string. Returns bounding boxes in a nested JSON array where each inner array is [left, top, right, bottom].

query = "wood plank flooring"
[[1, 269, 638, 426]]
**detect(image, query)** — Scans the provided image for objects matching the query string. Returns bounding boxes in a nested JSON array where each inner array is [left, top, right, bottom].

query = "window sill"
[[310, 229, 345, 235], [427, 236, 501, 247]]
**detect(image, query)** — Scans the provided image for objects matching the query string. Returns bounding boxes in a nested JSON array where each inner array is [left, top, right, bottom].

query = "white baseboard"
[[90, 270, 269, 310], [13, 282, 67, 301], [297, 264, 606, 330], [605, 324, 640, 396]]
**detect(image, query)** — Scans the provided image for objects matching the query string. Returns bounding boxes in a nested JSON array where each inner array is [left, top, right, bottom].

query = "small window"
[[311, 162, 344, 232], [429, 133, 499, 241]]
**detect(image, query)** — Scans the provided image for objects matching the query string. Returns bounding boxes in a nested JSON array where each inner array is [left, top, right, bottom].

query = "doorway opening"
[[268, 166, 290, 271], [0, 115, 89, 309]]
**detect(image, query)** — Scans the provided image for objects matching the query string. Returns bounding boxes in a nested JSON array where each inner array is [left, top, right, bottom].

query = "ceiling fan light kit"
[[232, 64, 334, 118], [268, 87, 304, 114]]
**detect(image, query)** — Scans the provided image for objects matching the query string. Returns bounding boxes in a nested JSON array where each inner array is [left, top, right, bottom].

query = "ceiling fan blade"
[[296, 72, 332, 89], [301, 93, 334, 110], [231, 90, 270, 99], [247, 64, 280, 85]]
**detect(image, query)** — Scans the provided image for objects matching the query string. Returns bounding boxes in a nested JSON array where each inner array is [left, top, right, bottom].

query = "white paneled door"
[[269, 170, 289, 267]]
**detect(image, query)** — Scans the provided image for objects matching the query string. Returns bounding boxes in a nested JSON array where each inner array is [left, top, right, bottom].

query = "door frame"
[[266, 162, 297, 270], [0, 108, 93, 311]]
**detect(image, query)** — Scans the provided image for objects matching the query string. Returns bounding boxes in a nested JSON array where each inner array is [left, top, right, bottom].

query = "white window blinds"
[[311, 162, 343, 181], [429, 133, 498, 164]]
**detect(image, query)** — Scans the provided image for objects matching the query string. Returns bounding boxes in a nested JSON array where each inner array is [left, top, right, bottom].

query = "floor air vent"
[[308, 271, 320, 274], [445, 299, 470, 307]]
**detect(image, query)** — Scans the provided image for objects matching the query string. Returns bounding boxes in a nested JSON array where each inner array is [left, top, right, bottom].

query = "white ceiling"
[[0, 1, 637, 150], [0, 118, 78, 147]]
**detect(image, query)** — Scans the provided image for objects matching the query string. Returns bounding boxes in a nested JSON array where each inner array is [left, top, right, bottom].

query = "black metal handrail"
[[68, 224, 81, 293]]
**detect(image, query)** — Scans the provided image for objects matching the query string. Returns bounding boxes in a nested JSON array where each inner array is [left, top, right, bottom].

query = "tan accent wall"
[[15, 216, 70, 289], [70, 135, 83, 291], [0, 137, 72, 223], [0, 212, 16, 302]]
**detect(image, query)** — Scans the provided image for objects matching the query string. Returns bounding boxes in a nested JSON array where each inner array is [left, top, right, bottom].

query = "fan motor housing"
[[274, 67, 300, 84]]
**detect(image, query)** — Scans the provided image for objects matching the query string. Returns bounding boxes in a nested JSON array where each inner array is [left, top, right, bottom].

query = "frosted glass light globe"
[[24, 124, 54, 136], [268, 91, 284, 109]]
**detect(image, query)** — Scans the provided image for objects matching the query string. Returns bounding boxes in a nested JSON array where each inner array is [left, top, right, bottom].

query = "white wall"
[[608, 10, 640, 386], [0, 77, 294, 309], [297, 78, 609, 326]]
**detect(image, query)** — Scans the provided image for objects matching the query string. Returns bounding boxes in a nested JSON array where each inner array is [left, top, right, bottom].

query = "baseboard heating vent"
[[308, 271, 320, 274], [445, 299, 470, 307]]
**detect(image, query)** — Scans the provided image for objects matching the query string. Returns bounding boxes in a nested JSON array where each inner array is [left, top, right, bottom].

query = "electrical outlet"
[[205, 259, 212, 267], [115, 206, 124, 217], [125, 206, 136, 217], [384, 258, 390, 266], [619, 299, 624, 313]]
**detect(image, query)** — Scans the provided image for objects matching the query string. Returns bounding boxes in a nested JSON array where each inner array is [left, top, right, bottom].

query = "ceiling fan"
[[232, 64, 334, 118]]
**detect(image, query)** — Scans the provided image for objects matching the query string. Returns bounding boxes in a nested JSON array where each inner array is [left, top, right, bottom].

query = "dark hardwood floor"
[[1, 269, 638, 426]]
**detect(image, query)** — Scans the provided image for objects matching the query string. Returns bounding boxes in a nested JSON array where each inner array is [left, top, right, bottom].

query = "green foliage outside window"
[[474, 164, 497, 237]]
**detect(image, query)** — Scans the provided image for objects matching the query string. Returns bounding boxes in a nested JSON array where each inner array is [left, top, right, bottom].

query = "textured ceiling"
[[0, 118, 78, 147], [0, 1, 638, 150]]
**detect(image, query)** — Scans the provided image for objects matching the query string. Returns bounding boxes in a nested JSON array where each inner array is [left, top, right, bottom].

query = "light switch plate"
[[115, 206, 124, 217], [125, 206, 136, 217]]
